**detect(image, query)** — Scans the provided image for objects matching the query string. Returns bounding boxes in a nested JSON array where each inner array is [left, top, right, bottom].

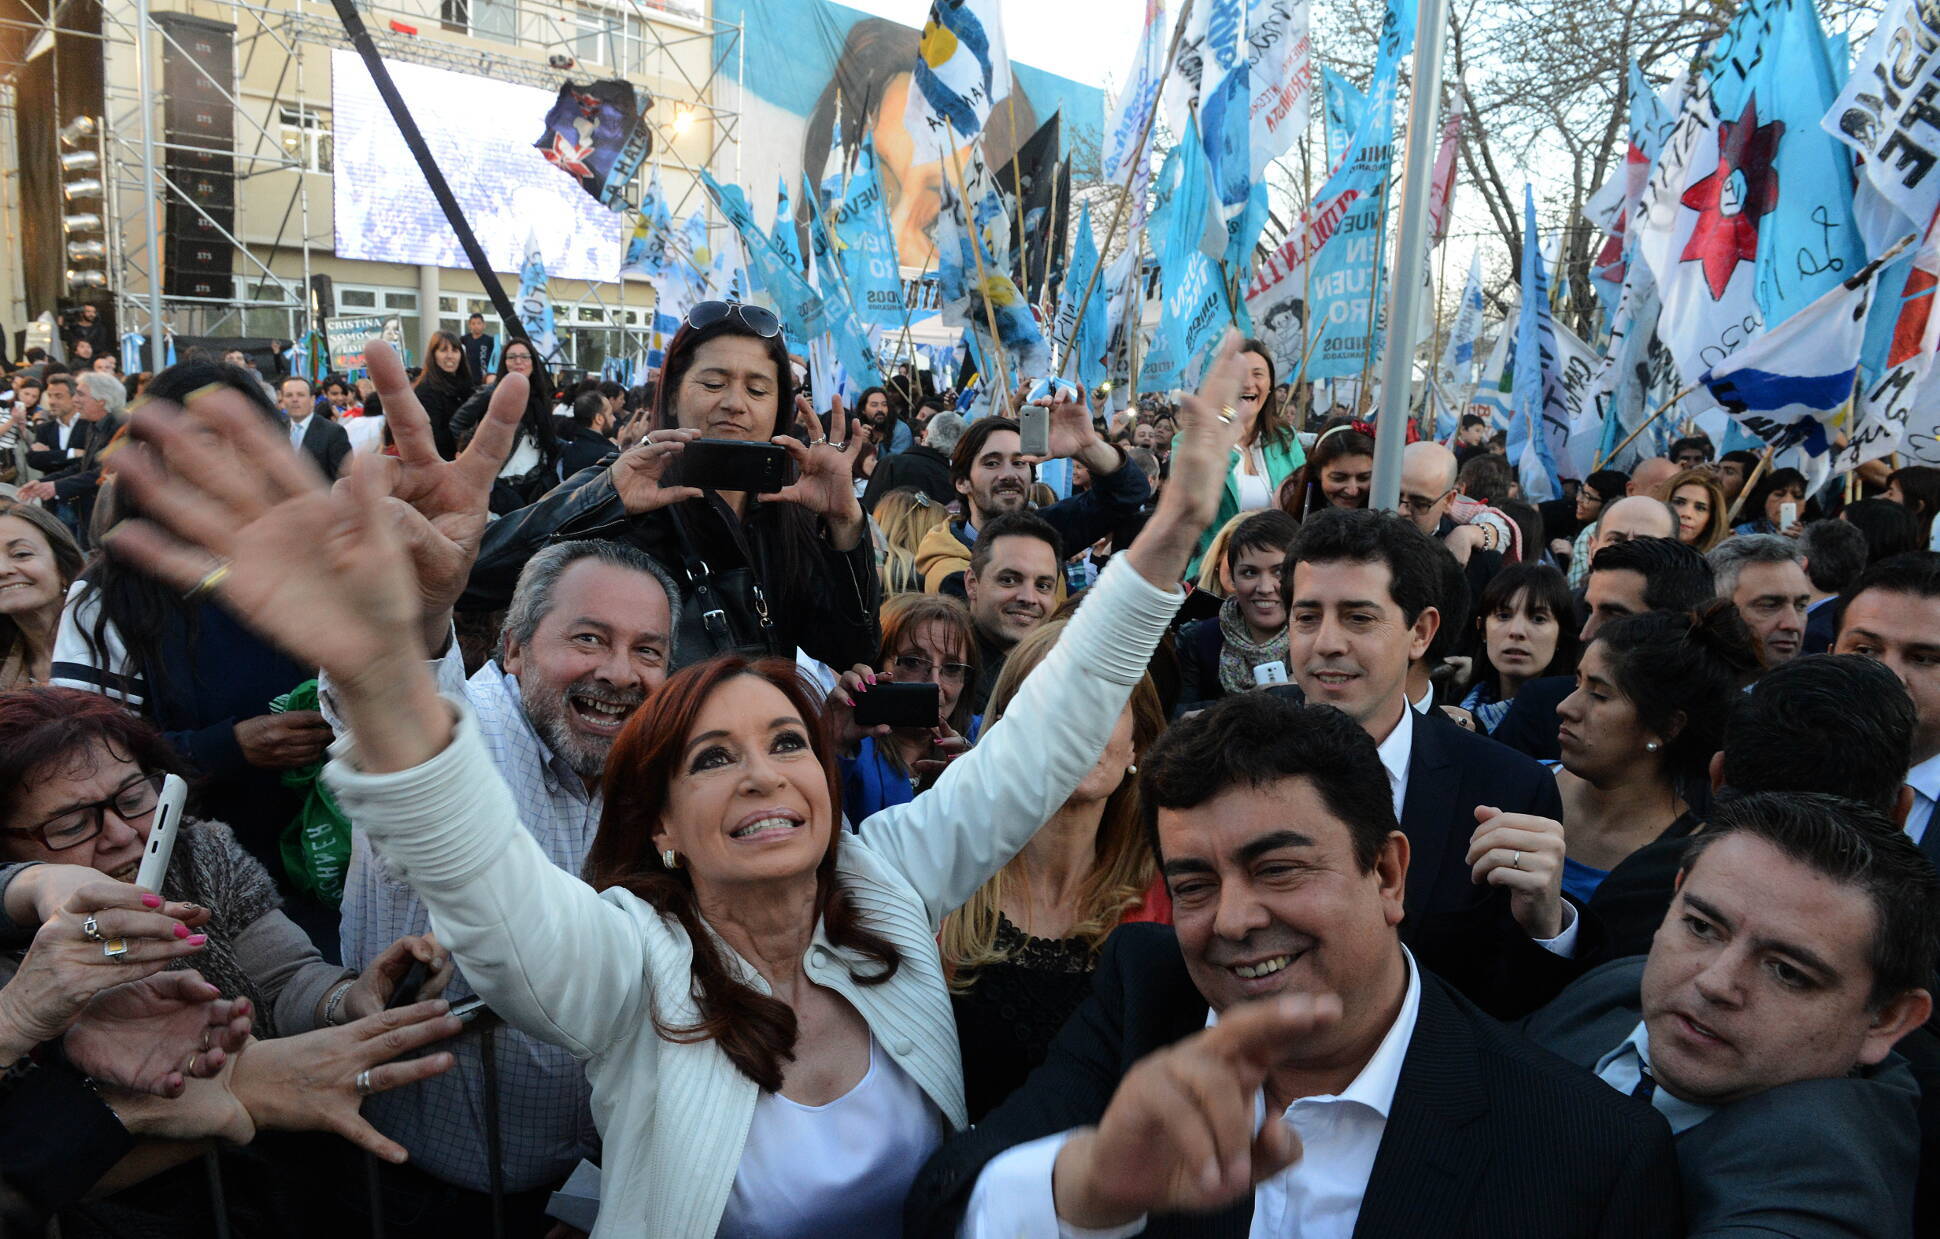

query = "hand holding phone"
[[853, 681, 941, 728], [1018, 404, 1051, 457], [1779, 501, 1798, 531]]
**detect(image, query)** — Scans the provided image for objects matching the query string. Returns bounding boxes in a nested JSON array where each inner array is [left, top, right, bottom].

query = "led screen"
[[331, 49, 626, 282]]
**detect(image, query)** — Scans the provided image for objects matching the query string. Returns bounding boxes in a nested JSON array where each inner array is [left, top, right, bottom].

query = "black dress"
[[951, 915, 1098, 1123]]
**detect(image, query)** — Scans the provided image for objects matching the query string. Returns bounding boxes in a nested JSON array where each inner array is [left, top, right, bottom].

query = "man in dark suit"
[[1798, 519, 1865, 655], [461, 314, 495, 384], [1834, 552, 1940, 866], [1494, 535, 1714, 761], [1526, 791, 1934, 1239], [277, 375, 350, 480], [908, 695, 1681, 1238], [1283, 510, 1586, 1016]]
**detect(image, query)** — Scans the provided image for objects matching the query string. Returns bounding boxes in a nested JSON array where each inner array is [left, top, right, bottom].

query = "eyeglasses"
[[2, 773, 162, 852], [892, 653, 973, 683], [686, 301, 781, 339], [1398, 487, 1454, 515]]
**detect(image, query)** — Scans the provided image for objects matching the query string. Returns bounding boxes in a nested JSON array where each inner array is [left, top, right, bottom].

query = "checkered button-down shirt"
[[336, 647, 601, 1193]]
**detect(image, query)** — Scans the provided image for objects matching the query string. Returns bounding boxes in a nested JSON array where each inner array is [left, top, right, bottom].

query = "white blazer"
[[323, 556, 1183, 1238]]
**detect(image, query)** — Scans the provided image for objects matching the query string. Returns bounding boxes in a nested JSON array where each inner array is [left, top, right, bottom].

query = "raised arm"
[[99, 354, 655, 1055], [858, 334, 1249, 924]]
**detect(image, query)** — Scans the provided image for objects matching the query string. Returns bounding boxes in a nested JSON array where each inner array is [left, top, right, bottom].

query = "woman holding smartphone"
[[461, 303, 883, 672], [100, 334, 1251, 1238]]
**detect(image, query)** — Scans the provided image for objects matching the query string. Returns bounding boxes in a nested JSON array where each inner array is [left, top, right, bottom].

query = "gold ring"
[[184, 561, 231, 601], [187, 1052, 200, 1076], [102, 938, 129, 959], [1218, 405, 1238, 425]]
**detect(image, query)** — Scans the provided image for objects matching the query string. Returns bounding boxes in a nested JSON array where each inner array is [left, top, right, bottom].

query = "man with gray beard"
[[329, 538, 679, 1235]]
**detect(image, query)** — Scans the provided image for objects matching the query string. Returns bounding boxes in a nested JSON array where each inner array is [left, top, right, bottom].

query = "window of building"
[[439, 0, 517, 45], [279, 105, 333, 174]]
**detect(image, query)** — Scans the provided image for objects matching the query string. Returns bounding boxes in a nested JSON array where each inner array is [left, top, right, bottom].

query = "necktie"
[[1630, 1067, 1657, 1103]]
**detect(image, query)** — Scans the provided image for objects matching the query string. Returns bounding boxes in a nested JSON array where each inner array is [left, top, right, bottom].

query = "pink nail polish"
[[186, 933, 207, 946], [141, 893, 162, 908], [174, 923, 191, 939]]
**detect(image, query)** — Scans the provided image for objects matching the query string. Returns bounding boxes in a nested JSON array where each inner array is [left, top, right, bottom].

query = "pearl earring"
[[661, 848, 680, 869], [1645, 741, 1661, 753], [1126, 763, 1138, 776]]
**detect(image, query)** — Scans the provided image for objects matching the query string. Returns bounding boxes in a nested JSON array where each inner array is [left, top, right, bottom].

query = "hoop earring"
[[661, 848, 680, 869]]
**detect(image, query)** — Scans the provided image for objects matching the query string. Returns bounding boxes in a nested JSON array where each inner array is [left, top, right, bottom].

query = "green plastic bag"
[[270, 680, 352, 908]]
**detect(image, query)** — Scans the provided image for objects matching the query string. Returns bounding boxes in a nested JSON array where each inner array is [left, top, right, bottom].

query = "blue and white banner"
[[516, 229, 559, 363], [906, 0, 1012, 152]]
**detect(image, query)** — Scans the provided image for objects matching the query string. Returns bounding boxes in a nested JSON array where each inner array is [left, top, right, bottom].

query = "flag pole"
[[1057, 0, 1196, 380], [942, 120, 1018, 401], [1592, 380, 1699, 470], [1295, 133, 1319, 424], [1370, 0, 1452, 511], [1725, 445, 1777, 525]]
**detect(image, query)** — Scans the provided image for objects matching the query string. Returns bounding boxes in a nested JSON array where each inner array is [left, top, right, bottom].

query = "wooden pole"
[[1056, 0, 1196, 380], [1592, 380, 1700, 471], [943, 120, 1018, 400], [1724, 445, 1777, 525]]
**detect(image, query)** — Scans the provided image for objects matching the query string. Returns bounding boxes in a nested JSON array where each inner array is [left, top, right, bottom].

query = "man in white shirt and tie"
[[1834, 551, 1940, 863], [278, 374, 351, 480], [911, 693, 1680, 1239]]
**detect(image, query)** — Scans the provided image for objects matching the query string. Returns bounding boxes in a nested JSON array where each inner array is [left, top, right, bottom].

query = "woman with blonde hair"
[[1665, 467, 1728, 551], [941, 618, 1170, 1120], [872, 486, 949, 595]]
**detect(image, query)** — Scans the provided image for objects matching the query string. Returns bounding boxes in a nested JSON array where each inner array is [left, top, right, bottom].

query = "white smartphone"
[[135, 773, 188, 893], [1018, 403, 1051, 456], [1779, 501, 1798, 529]]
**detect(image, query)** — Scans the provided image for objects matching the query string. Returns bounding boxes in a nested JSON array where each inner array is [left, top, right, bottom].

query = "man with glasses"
[[1400, 441, 1505, 603]]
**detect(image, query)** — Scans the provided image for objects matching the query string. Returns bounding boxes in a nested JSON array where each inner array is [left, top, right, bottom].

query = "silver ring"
[[82, 914, 105, 942], [1510, 850, 1522, 870], [1218, 405, 1238, 425], [102, 938, 129, 960], [355, 1069, 374, 1097], [811, 436, 828, 446]]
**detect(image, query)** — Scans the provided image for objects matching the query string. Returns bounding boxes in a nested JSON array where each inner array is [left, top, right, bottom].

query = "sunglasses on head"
[[685, 301, 781, 339]]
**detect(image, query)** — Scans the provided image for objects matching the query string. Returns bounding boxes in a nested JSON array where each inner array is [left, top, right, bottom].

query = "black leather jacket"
[[460, 462, 881, 670]]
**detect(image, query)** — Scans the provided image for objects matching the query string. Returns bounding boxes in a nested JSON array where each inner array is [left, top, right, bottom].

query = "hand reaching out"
[[766, 395, 865, 548], [341, 933, 454, 1023], [64, 971, 254, 1097]]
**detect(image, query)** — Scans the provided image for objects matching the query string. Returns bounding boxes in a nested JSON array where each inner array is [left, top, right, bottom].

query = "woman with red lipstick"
[[1552, 602, 1760, 904]]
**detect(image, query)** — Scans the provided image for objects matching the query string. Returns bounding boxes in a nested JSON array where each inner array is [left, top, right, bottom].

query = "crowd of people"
[[0, 302, 1937, 1239]]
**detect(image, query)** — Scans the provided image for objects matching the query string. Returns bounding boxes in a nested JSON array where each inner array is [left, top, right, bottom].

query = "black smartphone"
[[853, 681, 941, 728], [678, 438, 796, 493], [386, 960, 430, 1010]]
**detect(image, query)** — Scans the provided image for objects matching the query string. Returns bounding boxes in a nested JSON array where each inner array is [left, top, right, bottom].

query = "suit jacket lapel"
[[1353, 977, 1487, 1237], [1398, 709, 1455, 920]]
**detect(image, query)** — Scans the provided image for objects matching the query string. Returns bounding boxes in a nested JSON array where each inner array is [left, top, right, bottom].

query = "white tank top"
[[1233, 448, 1274, 512], [715, 1035, 943, 1239]]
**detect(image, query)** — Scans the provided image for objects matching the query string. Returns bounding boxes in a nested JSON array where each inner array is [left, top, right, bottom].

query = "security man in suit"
[[1525, 791, 1934, 1239], [277, 374, 351, 481], [908, 694, 1681, 1238]]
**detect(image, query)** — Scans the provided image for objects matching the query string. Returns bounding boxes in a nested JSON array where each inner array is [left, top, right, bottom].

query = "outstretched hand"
[[360, 340, 523, 649], [105, 388, 424, 685], [64, 971, 254, 1097], [1119, 332, 1249, 590]]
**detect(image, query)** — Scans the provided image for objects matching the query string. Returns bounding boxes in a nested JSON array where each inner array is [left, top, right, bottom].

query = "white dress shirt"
[[1903, 752, 1940, 847], [959, 953, 1425, 1239], [1593, 1020, 1718, 1135]]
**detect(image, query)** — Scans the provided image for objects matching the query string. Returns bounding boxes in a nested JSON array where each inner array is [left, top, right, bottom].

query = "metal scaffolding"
[[78, 0, 745, 367]]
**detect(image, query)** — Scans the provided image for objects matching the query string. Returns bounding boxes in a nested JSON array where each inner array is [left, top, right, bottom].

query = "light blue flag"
[[770, 175, 803, 276], [702, 170, 839, 340], [1321, 67, 1365, 175], [1053, 203, 1108, 389], [621, 167, 674, 282], [1710, 0, 1863, 328], [932, 146, 1052, 384], [1512, 188, 1563, 502], [1153, 120, 1235, 390], [804, 177, 886, 389], [906, 0, 1010, 151], [1303, 61, 1397, 380], [829, 137, 907, 330]]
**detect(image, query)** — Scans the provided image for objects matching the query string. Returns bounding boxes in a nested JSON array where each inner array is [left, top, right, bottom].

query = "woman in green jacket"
[[1183, 338, 1306, 580]]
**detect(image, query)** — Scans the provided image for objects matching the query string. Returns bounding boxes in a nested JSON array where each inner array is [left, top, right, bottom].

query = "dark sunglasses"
[[686, 301, 780, 339]]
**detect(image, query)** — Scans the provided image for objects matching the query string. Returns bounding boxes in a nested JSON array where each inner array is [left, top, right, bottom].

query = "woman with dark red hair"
[[103, 332, 1254, 1237], [460, 302, 885, 671]]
